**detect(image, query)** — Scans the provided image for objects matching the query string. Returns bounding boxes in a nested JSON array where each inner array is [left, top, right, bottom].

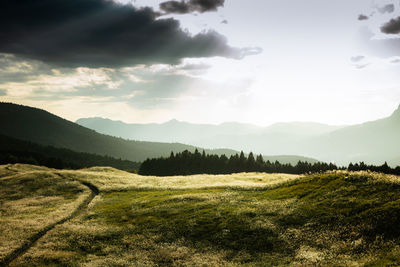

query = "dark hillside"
[[0, 134, 140, 170], [0, 102, 216, 162]]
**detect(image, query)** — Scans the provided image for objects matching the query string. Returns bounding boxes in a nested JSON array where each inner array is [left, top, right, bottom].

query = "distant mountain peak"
[[165, 119, 180, 124], [390, 104, 400, 118]]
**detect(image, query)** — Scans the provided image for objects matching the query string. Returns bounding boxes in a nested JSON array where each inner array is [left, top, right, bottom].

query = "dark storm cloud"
[[381, 17, 400, 34], [377, 4, 395, 14], [0, 0, 257, 68], [358, 14, 369, 21], [160, 0, 224, 14], [160, 1, 190, 14]]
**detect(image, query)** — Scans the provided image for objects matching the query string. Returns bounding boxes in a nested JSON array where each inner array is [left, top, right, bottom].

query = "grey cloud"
[[178, 63, 211, 71], [0, 54, 254, 111], [0, 0, 258, 68], [0, 56, 206, 109], [359, 27, 400, 57], [221, 20, 228, 24], [365, 37, 400, 57], [377, 4, 395, 14], [160, 1, 190, 14], [351, 55, 365, 62], [70, 71, 206, 109], [358, 14, 369, 21], [381, 16, 400, 34], [355, 63, 370, 69], [0, 54, 53, 83], [350, 55, 368, 69], [160, 0, 224, 14], [125, 74, 200, 108]]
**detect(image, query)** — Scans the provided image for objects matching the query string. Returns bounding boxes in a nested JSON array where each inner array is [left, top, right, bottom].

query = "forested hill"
[[0, 102, 235, 162], [0, 134, 140, 170]]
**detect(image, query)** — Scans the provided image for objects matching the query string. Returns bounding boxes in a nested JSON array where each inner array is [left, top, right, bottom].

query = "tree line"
[[348, 161, 400, 175], [139, 149, 400, 176]]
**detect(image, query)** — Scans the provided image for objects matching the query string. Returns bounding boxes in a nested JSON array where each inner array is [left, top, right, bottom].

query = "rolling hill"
[[0, 102, 318, 164]]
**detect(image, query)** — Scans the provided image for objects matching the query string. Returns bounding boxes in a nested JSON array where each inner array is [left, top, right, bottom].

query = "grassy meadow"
[[0, 165, 90, 264], [2, 164, 400, 266]]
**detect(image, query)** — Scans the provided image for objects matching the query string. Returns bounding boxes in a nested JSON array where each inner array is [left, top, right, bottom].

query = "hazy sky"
[[1, 0, 400, 125]]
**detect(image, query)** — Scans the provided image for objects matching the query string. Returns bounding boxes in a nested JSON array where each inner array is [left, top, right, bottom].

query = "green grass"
[[2, 164, 400, 266], [0, 165, 90, 263]]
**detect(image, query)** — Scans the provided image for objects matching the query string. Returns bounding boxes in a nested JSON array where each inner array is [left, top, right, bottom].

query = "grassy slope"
[[0, 164, 90, 263], [3, 164, 400, 266]]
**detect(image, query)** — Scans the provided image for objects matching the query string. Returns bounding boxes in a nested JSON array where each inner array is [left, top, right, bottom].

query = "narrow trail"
[[0, 173, 99, 267]]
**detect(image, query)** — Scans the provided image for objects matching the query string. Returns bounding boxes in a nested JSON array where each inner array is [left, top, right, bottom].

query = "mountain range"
[[77, 105, 400, 166], [0, 102, 317, 164]]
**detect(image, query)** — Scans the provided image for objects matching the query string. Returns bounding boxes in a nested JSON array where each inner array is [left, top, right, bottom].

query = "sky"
[[1, 0, 400, 126]]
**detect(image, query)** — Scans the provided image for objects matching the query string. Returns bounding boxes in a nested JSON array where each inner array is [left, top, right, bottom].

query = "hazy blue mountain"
[[76, 117, 341, 144], [0, 102, 318, 164], [262, 122, 344, 136], [194, 107, 400, 166], [76, 117, 261, 143], [307, 105, 400, 165], [77, 105, 400, 166]]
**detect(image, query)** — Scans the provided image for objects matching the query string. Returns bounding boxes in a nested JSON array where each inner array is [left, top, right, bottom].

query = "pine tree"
[[247, 152, 256, 171]]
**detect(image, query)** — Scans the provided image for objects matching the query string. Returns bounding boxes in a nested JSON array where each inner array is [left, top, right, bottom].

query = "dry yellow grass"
[[326, 169, 400, 184], [1, 164, 301, 266], [0, 166, 90, 263], [11, 188, 295, 266], [60, 166, 301, 192], [3, 164, 400, 266]]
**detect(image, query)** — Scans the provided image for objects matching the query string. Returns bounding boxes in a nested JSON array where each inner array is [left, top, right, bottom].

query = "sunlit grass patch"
[[61, 167, 300, 192], [0, 164, 17, 178], [0, 169, 90, 263], [15, 189, 293, 266], [0, 164, 52, 178]]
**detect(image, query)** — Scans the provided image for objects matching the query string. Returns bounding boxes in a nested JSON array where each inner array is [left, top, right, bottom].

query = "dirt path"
[[0, 173, 99, 267]]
